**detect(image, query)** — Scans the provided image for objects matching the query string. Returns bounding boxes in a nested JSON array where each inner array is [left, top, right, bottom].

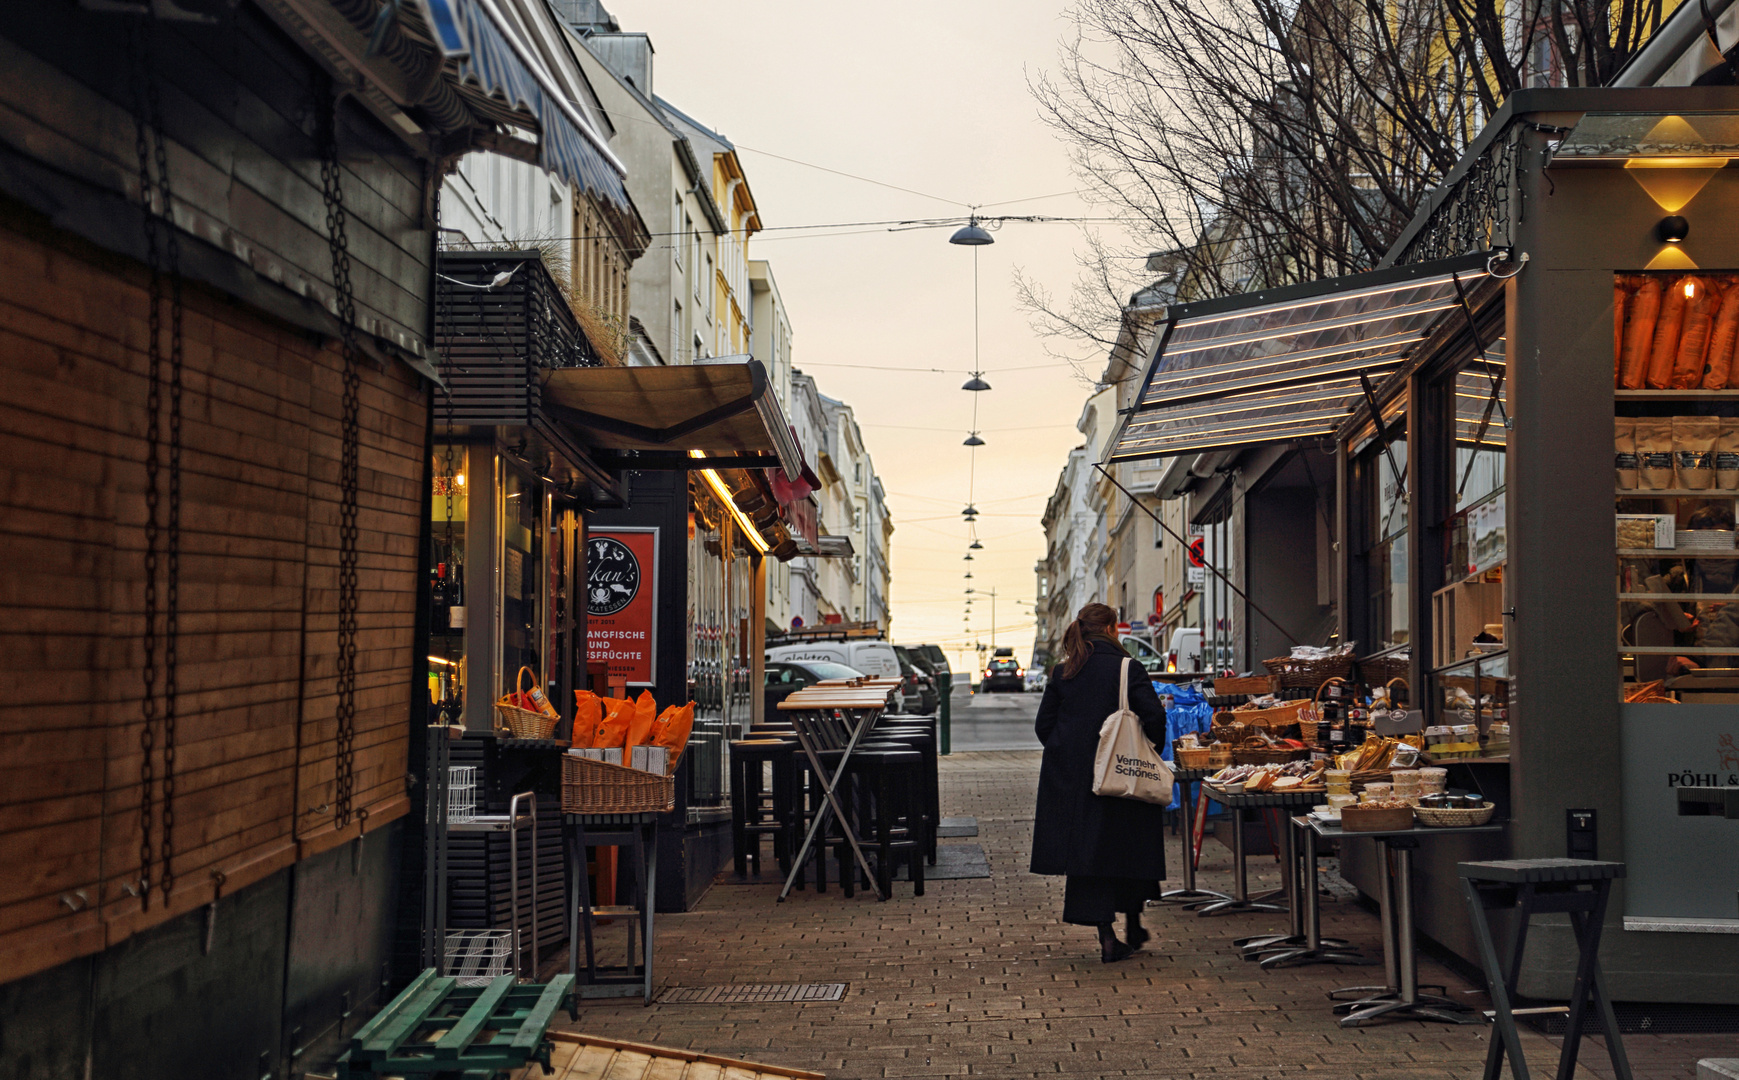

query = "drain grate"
[[656, 983, 847, 1005]]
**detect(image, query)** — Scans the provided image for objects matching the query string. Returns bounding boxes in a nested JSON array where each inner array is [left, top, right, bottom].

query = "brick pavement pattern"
[[554, 750, 1726, 1079]]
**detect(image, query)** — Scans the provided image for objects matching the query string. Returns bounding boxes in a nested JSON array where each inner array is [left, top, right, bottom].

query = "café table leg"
[[780, 714, 883, 901], [1259, 820, 1367, 969], [1162, 778, 1228, 905], [1237, 810, 1299, 952], [1195, 803, 1287, 916], [1340, 840, 1479, 1026], [1332, 838, 1401, 1009]]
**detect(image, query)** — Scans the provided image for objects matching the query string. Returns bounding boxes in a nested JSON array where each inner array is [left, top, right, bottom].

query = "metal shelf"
[[1618, 548, 1739, 558], [1614, 390, 1739, 398], [1617, 489, 1739, 497]]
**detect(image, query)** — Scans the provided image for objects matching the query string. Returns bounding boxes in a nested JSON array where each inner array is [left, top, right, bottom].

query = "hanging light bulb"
[[965, 572, 974, 579], [969, 539, 983, 550], [962, 374, 992, 392], [962, 505, 978, 517], [949, 218, 994, 245], [963, 432, 985, 447], [964, 553, 974, 561]]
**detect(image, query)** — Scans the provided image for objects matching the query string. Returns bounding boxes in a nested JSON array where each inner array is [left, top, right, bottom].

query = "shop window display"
[[1358, 425, 1411, 652], [1614, 270, 1739, 699]]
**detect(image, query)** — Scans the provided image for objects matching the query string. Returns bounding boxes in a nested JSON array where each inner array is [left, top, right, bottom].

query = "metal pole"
[[938, 671, 952, 756]]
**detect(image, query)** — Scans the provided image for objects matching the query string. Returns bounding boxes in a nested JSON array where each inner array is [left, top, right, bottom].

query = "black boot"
[[1098, 922, 1134, 963], [1124, 909, 1150, 950]]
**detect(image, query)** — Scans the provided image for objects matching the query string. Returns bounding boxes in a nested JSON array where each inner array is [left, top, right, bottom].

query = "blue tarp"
[[1159, 682, 1214, 809]]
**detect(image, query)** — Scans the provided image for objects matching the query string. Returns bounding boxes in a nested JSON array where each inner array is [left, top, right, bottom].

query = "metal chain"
[[318, 80, 361, 828], [128, 18, 185, 908], [128, 19, 160, 910]]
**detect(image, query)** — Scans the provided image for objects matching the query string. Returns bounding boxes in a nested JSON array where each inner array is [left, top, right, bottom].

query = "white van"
[[765, 640, 901, 679]]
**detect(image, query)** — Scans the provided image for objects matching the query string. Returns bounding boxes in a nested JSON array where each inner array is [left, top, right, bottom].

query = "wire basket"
[[447, 765, 477, 824], [444, 929, 514, 987], [561, 754, 675, 814]]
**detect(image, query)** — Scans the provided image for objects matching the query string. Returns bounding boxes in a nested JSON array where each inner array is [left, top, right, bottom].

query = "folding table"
[[775, 682, 898, 901], [565, 811, 658, 1003]]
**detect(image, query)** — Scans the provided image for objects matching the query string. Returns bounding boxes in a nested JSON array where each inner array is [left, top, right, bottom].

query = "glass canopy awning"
[[1109, 253, 1493, 463]]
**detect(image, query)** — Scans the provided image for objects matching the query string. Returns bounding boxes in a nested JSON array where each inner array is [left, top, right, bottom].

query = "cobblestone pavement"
[[555, 751, 1730, 1079]]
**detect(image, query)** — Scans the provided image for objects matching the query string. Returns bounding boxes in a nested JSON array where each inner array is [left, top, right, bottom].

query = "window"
[[853, 462, 862, 484], [1154, 517, 1164, 549], [1356, 417, 1410, 652]]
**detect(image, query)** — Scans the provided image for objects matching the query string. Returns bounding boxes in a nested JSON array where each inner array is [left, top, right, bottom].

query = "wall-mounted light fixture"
[[1658, 215, 1691, 243]]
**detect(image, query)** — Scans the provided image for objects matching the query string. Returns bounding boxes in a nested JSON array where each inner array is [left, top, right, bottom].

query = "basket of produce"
[[1174, 745, 1214, 769], [1340, 802, 1415, 832], [1263, 646, 1355, 689], [1414, 801, 1497, 828], [560, 754, 675, 814]]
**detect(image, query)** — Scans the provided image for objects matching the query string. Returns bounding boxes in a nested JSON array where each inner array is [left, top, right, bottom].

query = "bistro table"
[[1160, 766, 1231, 906], [775, 681, 899, 901], [1311, 815, 1505, 1026], [1195, 784, 1322, 917]]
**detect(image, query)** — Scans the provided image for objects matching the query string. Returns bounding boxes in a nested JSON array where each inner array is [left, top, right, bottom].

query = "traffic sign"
[[1188, 536, 1205, 567]]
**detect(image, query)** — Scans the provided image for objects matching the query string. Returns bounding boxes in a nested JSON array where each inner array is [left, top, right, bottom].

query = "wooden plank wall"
[[0, 211, 426, 986]]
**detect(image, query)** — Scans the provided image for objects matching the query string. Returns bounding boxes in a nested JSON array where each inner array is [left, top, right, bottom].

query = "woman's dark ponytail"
[[1058, 602, 1122, 680]]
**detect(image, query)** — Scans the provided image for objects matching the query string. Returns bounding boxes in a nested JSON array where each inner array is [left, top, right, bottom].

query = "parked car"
[[763, 659, 865, 715], [980, 647, 1024, 692], [911, 644, 951, 681], [1121, 633, 1169, 676], [766, 639, 901, 679], [892, 645, 939, 715]]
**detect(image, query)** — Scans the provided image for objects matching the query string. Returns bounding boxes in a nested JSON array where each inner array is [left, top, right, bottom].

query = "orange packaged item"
[[1614, 278, 1632, 386], [589, 696, 636, 750], [1671, 277, 1719, 388], [625, 689, 658, 749], [651, 702, 696, 763], [1709, 283, 1739, 388], [571, 690, 603, 748], [1645, 277, 1691, 389], [1619, 277, 1661, 389]]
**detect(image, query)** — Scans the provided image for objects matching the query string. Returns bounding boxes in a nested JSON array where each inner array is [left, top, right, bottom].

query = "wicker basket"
[[1213, 675, 1276, 696], [497, 701, 559, 740], [1340, 805, 1414, 832], [1263, 651, 1355, 689], [1232, 743, 1311, 766], [1359, 654, 1412, 686], [560, 754, 674, 814], [1206, 746, 1234, 768], [1174, 746, 1214, 769], [1233, 697, 1316, 732], [1415, 801, 1496, 827]]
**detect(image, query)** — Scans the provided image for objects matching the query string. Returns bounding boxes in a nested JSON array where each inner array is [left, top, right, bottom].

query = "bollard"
[[938, 672, 952, 755]]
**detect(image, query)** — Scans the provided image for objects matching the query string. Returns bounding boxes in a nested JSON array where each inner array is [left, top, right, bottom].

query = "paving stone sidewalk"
[[554, 750, 1731, 1079]]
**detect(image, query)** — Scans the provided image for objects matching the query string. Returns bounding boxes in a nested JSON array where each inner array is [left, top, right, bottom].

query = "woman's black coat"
[[1029, 639, 1169, 880]]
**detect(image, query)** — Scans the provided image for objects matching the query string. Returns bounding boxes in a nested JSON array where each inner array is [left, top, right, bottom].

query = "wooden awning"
[[541, 356, 804, 480]]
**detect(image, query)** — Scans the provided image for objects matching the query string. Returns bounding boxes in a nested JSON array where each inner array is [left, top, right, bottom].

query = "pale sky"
[[606, 0, 1130, 674]]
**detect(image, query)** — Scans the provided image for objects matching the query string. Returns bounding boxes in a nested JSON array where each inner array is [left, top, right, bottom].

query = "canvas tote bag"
[[1091, 657, 1175, 806]]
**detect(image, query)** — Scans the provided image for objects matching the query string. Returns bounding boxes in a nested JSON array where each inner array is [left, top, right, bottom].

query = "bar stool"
[[1457, 859, 1632, 1080], [728, 739, 798, 878], [860, 729, 937, 863], [847, 748, 926, 898]]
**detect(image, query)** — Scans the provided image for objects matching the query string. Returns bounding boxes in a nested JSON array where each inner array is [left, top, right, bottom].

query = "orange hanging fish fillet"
[[1615, 280, 1630, 387], [1620, 277, 1662, 389], [1706, 281, 1739, 388], [1672, 277, 1719, 388], [1645, 278, 1690, 389]]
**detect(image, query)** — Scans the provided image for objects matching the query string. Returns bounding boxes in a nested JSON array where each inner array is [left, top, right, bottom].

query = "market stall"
[[1115, 86, 1739, 1005]]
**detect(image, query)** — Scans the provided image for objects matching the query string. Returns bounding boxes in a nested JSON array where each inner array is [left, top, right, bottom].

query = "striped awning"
[[1109, 254, 1494, 463], [416, 0, 631, 216]]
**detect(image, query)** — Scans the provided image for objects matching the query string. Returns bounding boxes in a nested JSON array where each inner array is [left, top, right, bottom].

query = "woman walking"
[[1030, 603, 1170, 962]]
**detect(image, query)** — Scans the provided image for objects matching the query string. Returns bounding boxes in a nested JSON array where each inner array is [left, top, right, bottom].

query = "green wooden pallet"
[[337, 969, 575, 1078]]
